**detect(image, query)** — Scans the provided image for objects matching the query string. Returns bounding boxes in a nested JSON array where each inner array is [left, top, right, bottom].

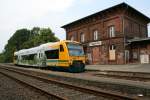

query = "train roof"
[[14, 40, 81, 56], [14, 42, 59, 56]]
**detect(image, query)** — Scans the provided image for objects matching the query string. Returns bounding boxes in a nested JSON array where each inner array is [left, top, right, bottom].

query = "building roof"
[[62, 2, 150, 28], [128, 37, 150, 43]]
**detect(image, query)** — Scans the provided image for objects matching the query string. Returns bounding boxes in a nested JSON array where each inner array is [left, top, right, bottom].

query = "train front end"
[[66, 41, 86, 72]]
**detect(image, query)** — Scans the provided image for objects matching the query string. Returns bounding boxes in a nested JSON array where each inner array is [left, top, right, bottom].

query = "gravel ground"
[[0, 73, 57, 100], [46, 74, 150, 97], [1, 64, 149, 99], [0, 68, 110, 100]]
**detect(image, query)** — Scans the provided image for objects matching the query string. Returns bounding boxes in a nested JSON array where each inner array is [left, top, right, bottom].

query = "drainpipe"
[[123, 5, 128, 64], [123, 16, 126, 64]]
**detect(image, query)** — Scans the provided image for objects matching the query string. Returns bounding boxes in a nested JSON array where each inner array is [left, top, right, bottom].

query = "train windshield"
[[67, 43, 84, 56]]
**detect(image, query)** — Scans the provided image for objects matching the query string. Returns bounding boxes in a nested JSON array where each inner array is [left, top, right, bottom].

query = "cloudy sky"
[[0, 0, 150, 52]]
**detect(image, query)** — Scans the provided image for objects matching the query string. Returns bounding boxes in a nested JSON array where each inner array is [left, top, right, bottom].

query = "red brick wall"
[[65, 9, 125, 64], [130, 43, 150, 63], [124, 10, 148, 39], [64, 6, 149, 64], [124, 17, 147, 39]]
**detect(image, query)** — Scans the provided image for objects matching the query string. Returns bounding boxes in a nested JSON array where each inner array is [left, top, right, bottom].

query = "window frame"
[[108, 26, 115, 38], [109, 45, 116, 50], [93, 30, 98, 40], [70, 36, 74, 41], [80, 33, 85, 42]]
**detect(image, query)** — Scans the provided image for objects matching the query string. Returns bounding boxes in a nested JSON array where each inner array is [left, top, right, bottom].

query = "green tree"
[[39, 28, 59, 44], [0, 52, 5, 63], [1, 27, 59, 63], [2, 29, 30, 62]]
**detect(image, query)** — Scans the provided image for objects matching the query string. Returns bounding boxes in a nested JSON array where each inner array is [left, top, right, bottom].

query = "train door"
[[58, 44, 69, 67], [37, 52, 41, 67], [19, 55, 22, 64], [38, 51, 46, 67], [41, 51, 46, 67]]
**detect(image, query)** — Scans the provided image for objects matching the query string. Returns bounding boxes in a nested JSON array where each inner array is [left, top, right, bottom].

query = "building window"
[[70, 36, 74, 41], [93, 30, 98, 40], [109, 45, 116, 50], [133, 52, 138, 59], [81, 33, 85, 42], [108, 26, 115, 37], [70, 32, 77, 41], [109, 45, 116, 60]]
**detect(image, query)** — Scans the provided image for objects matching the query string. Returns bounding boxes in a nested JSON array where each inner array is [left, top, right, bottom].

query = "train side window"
[[45, 49, 59, 59], [28, 54, 36, 60], [60, 45, 64, 52]]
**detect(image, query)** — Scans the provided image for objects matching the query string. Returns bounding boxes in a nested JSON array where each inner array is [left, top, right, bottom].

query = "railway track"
[[0, 67, 67, 100], [0, 65, 136, 100], [8, 63, 150, 82]]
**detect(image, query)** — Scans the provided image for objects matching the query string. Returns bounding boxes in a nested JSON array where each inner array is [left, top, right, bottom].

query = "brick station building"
[[62, 3, 150, 64]]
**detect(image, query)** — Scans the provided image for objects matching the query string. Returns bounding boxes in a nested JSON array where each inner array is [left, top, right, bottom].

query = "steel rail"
[[0, 65, 137, 100], [0, 69, 68, 100]]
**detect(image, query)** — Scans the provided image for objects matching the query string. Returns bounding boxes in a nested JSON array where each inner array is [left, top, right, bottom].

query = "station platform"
[[86, 64, 150, 73]]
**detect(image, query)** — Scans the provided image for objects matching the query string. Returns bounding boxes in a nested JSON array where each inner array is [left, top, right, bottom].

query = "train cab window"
[[60, 45, 64, 52], [45, 49, 59, 59]]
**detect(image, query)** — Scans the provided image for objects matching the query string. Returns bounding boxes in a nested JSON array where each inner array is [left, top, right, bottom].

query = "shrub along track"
[[0, 65, 136, 100]]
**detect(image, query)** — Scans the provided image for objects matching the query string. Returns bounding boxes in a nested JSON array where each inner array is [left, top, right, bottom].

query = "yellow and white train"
[[13, 40, 85, 72]]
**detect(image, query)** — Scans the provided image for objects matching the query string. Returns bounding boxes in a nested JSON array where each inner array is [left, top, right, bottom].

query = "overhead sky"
[[0, 0, 150, 52]]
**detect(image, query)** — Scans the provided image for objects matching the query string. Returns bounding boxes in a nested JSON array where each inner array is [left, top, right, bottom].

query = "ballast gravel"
[[0, 73, 56, 100]]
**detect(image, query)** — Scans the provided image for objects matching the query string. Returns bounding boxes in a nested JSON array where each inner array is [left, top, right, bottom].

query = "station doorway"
[[92, 47, 100, 64]]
